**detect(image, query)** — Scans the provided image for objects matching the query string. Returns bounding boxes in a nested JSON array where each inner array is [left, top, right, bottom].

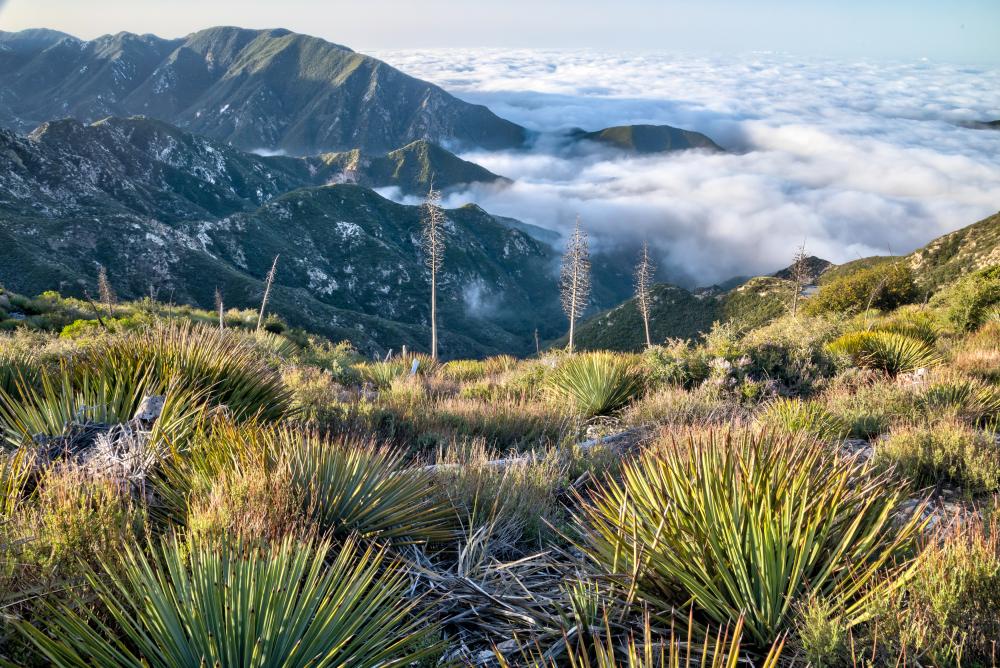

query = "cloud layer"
[[374, 49, 1000, 286]]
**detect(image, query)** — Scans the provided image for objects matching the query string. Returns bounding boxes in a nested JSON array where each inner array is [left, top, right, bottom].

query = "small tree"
[[560, 218, 591, 353], [97, 265, 117, 319], [421, 187, 446, 360], [634, 241, 655, 348], [789, 240, 809, 317], [257, 255, 279, 332]]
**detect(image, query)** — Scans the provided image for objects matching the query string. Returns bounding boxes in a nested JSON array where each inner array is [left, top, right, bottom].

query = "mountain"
[[772, 256, 833, 283], [959, 120, 1000, 130], [0, 118, 563, 357], [0, 26, 527, 154], [570, 124, 721, 154], [2, 115, 507, 217], [315, 140, 507, 195]]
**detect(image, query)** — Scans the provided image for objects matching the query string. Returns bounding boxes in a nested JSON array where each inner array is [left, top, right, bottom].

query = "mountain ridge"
[[0, 26, 528, 155]]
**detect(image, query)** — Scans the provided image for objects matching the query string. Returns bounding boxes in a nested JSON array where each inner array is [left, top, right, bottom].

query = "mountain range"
[[0, 116, 565, 356], [0, 26, 527, 154]]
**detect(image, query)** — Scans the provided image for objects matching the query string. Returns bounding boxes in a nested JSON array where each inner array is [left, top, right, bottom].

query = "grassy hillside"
[[563, 276, 793, 352]]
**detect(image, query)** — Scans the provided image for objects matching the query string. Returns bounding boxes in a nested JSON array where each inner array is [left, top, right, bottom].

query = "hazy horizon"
[[2, 0, 999, 65]]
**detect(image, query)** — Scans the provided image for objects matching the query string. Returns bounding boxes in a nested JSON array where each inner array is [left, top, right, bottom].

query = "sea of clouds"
[[373, 48, 1000, 287]]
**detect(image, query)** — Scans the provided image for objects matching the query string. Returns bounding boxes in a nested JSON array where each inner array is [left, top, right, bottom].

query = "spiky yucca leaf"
[[81, 322, 293, 421], [159, 418, 451, 543], [0, 363, 204, 457], [575, 429, 925, 646], [360, 360, 408, 390], [289, 432, 453, 543], [0, 448, 31, 519], [920, 378, 1000, 425], [20, 534, 438, 668], [758, 398, 850, 442], [0, 348, 40, 398], [548, 353, 646, 417], [0, 363, 151, 447], [499, 614, 784, 668], [827, 330, 941, 375]]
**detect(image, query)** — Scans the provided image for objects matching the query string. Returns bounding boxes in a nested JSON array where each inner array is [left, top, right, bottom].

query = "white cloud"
[[372, 49, 1000, 286]]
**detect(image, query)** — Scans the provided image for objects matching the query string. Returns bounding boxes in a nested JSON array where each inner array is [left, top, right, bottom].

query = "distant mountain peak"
[[0, 26, 526, 154], [570, 123, 721, 154]]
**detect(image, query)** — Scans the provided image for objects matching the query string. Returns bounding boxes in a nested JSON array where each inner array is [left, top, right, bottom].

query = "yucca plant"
[[0, 348, 40, 398], [0, 363, 152, 448], [360, 359, 408, 390], [549, 352, 646, 417], [80, 322, 293, 421], [499, 614, 784, 668], [19, 534, 439, 667], [440, 359, 489, 382], [575, 429, 926, 647], [289, 432, 453, 544], [758, 397, 850, 442], [920, 378, 1000, 425], [483, 354, 519, 376], [827, 330, 941, 375], [0, 363, 205, 460]]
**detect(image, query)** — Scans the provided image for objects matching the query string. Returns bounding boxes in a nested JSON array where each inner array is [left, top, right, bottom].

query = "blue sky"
[[1, 0, 998, 63]]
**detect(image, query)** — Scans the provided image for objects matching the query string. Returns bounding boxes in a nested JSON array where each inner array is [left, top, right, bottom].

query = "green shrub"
[[434, 440, 567, 543], [950, 321, 1000, 383], [738, 315, 841, 393], [548, 352, 646, 418], [623, 385, 744, 429], [758, 398, 850, 442], [804, 261, 917, 316], [20, 535, 439, 668], [867, 512, 1000, 665], [0, 363, 203, 453], [641, 340, 710, 389], [576, 429, 924, 646], [874, 420, 1000, 493], [795, 594, 849, 667], [20, 466, 144, 572], [295, 338, 364, 385], [0, 347, 40, 398], [827, 330, 941, 375], [0, 449, 31, 520], [820, 371, 920, 438], [936, 265, 1000, 332], [439, 359, 489, 383]]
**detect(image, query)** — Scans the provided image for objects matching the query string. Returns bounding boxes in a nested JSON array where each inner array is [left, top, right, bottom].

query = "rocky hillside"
[[570, 124, 721, 154], [566, 277, 792, 352], [907, 211, 1000, 290], [0, 118, 565, 357], [567, 210, 1000, 352], [0, 27, 527, 154], [1, 116, 509, 218]]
